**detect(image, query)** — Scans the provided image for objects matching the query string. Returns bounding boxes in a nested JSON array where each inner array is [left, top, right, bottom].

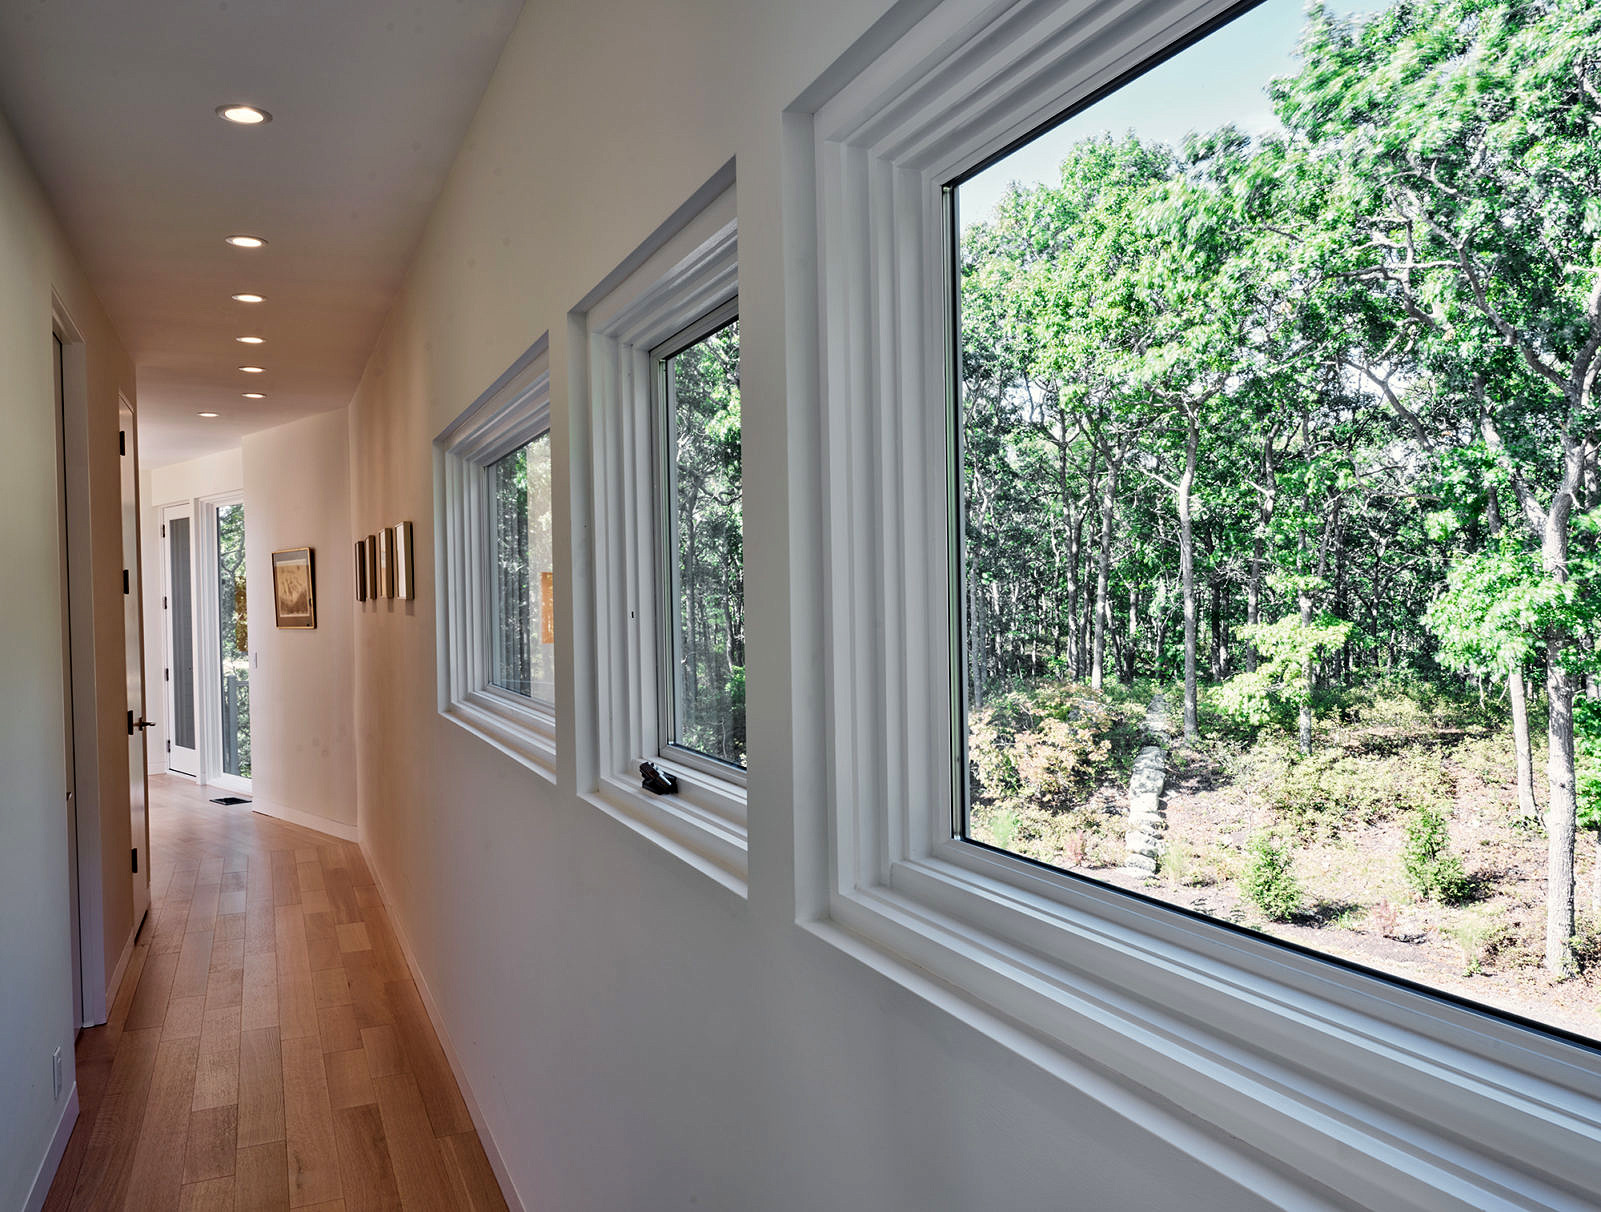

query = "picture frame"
[[354, 540, 368, 602], [271, 547, 316, 629], [377, 527, 395, 598], [393, 521, 415, 600], [365, 534, 377, 595]]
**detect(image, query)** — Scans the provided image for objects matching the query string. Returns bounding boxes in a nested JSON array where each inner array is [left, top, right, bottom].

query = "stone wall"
[[1124, 695, 1171, 876]]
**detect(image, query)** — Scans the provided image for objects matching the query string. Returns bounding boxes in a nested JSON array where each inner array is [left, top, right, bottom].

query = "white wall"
[[342, 0, 1280, 1208], [141, 447, 245, 773], [0, 105, 136, 1208], [243, 410, 357, 833]]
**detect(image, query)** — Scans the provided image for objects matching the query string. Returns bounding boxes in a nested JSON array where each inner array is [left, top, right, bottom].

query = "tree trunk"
[[1298, 583, 1314, 756], [1178, 417, 1199, 741], [1091, 460, 1118, 693], [1508, 665, 1538, 822], [1545, 644, 1577, 977]]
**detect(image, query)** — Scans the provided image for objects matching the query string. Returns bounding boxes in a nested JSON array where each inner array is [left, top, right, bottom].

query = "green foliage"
[[1242, 832, 1302, 921], [1216, 612, 1352, 727], [1264, 747, 1447, 841], [1402, 805, 1473, 903], [1425, 540, 1556, 680], [1578, 697, 1601, 833], [968, 682, 1127, 813]]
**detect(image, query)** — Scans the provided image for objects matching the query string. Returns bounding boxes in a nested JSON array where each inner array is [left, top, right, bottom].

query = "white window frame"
[[794, 0, 1601, 1205], [435, 334, 557, 781], [651, 298, 748, 781], [572, 180, 748, 896]]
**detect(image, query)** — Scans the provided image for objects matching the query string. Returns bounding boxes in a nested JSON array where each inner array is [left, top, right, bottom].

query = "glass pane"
[[169, 516, 195, 752], [665, 318, 745, 768], [216, 503, 250, 779], [491, 433, 554, 703], [954, 0, 1600, 1042]]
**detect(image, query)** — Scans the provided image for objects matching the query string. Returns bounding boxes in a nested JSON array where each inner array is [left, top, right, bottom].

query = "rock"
[[1124, 695, 1170, 874]]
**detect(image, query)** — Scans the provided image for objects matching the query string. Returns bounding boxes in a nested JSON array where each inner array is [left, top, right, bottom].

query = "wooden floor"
[[45, 775, 509, 1212]]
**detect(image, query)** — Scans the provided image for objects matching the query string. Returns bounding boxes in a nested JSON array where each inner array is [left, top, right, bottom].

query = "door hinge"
[[119, 430, 126, 456], [122, 569, 130, 594], [131, 848, 138, 874], [126, 709, 134, 736], [164, 667, 169, 682], [163, 595, 168, 609], [166, 739, 171, 752], [160, 523, 166, 539]]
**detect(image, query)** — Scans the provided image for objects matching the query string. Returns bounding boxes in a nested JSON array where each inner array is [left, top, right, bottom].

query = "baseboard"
[[365, 853, 526, 1212], [24, 1083, 78, 1212], [102, 919, 140, 1023], [249, 796, 360, 843]]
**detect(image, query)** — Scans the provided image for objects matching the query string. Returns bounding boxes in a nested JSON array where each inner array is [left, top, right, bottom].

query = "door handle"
[[134, 718, 155, 731]]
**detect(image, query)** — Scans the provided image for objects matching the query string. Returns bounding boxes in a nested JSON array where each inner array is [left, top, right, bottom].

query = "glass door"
[[163, 505, 199, 776], [215, 501, 251, 784]]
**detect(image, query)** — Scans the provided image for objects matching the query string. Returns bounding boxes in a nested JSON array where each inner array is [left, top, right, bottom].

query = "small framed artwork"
[[377, 527, 395, 598], [354, 541, 368, 602], [365, 534, 377, 594], [393, 521, 415, 600], [271, 547, 316, 629]]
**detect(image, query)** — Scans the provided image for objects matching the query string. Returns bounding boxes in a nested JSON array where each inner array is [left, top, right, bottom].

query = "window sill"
[[441, 689, 555, 784], [822, 843, 1601, 1209], [587, 764, 747, 897]]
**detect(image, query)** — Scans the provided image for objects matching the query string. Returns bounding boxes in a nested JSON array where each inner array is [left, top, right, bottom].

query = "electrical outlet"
[[52, 1047, 62, 1100]]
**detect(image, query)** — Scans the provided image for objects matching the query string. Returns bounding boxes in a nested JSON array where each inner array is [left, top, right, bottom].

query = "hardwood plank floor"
[[45, 776, 509, 1211]]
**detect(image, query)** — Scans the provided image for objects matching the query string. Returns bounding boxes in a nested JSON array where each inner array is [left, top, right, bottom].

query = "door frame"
[[119, 396, 151, 930], [160, 502, 200, 779], [197, 491, 252, 795], [52, 292, 115, 1027]]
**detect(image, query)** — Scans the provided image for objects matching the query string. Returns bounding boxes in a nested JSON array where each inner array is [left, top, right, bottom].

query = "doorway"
[[54, 333, 82, 1031]]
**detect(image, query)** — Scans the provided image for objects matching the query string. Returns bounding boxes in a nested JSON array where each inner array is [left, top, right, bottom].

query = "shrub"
[[1402, 805, 1472, 903], [1243, 832, 1302, 921]]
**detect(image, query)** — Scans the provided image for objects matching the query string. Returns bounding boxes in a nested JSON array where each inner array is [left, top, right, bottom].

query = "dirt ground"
[[1070, 736, 1601, 1040]]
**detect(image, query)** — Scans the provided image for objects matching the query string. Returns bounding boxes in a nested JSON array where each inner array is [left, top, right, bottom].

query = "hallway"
[[44, 777, 508, 1211]]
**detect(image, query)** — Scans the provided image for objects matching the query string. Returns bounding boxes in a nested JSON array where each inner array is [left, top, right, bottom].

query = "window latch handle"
[[640, 761, 679, 796]]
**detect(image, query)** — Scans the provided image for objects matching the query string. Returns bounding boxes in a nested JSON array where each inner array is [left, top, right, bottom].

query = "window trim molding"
[[435, 334, 557, 781], [571, 183, 748, 897], [792, 0, 1601, 1205]]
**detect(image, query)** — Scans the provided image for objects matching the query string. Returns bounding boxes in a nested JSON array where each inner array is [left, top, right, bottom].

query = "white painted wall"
[[0, 105, 136, 1208], [141, 447, 245, 774], [343, 0, 1280, 1208], [243, 410, 358, 833]]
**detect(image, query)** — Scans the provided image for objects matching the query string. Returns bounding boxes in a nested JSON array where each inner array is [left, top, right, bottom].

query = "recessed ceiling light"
[[236, 336, 265, 345], [198, 412, 220, 418], [231, 293, 264, 304], [216, 104, 272, 126], [224, 235, 266, 249], [238, 365, 265, 373], [242, 392, 265, 399]]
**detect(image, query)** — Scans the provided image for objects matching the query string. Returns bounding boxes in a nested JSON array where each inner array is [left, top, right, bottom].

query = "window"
[[573, 175, 747, 894], [489, 432, 555, 704], [656, 308, 745, 770], [436, 335, 556, 778], [799, 0, 1601, 1203]]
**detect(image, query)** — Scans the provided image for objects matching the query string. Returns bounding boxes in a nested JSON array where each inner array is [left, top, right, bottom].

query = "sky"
[[957, 0, 1388, 229]]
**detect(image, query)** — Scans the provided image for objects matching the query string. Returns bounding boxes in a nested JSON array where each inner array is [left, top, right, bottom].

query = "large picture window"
[[949, 0, 1600, 1045], [803, 0, 1601, 1201]]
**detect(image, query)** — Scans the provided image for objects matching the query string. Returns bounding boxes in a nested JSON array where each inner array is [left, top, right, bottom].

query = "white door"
[[162, 505, 200, 777], [120, 402, 150, 924], [55, 334, 83, 1030]]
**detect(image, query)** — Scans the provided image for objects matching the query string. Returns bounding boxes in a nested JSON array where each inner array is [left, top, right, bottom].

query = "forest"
[[957, 0, 1601, 1017]]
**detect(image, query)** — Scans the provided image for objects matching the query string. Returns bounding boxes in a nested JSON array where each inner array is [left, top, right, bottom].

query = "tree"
[[1274, 0, 1601, 973]]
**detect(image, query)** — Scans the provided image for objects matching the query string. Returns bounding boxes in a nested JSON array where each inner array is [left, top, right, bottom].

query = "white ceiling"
[[0, 0, 525, 467]]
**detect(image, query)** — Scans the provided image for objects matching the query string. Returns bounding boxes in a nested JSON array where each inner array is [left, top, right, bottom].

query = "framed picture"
[[365, 534, 377, 594], [271, 547, 316, 629], [393, 521, 415, 600], [377, 527, 396, 598], [354, 541, 368, 602]]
